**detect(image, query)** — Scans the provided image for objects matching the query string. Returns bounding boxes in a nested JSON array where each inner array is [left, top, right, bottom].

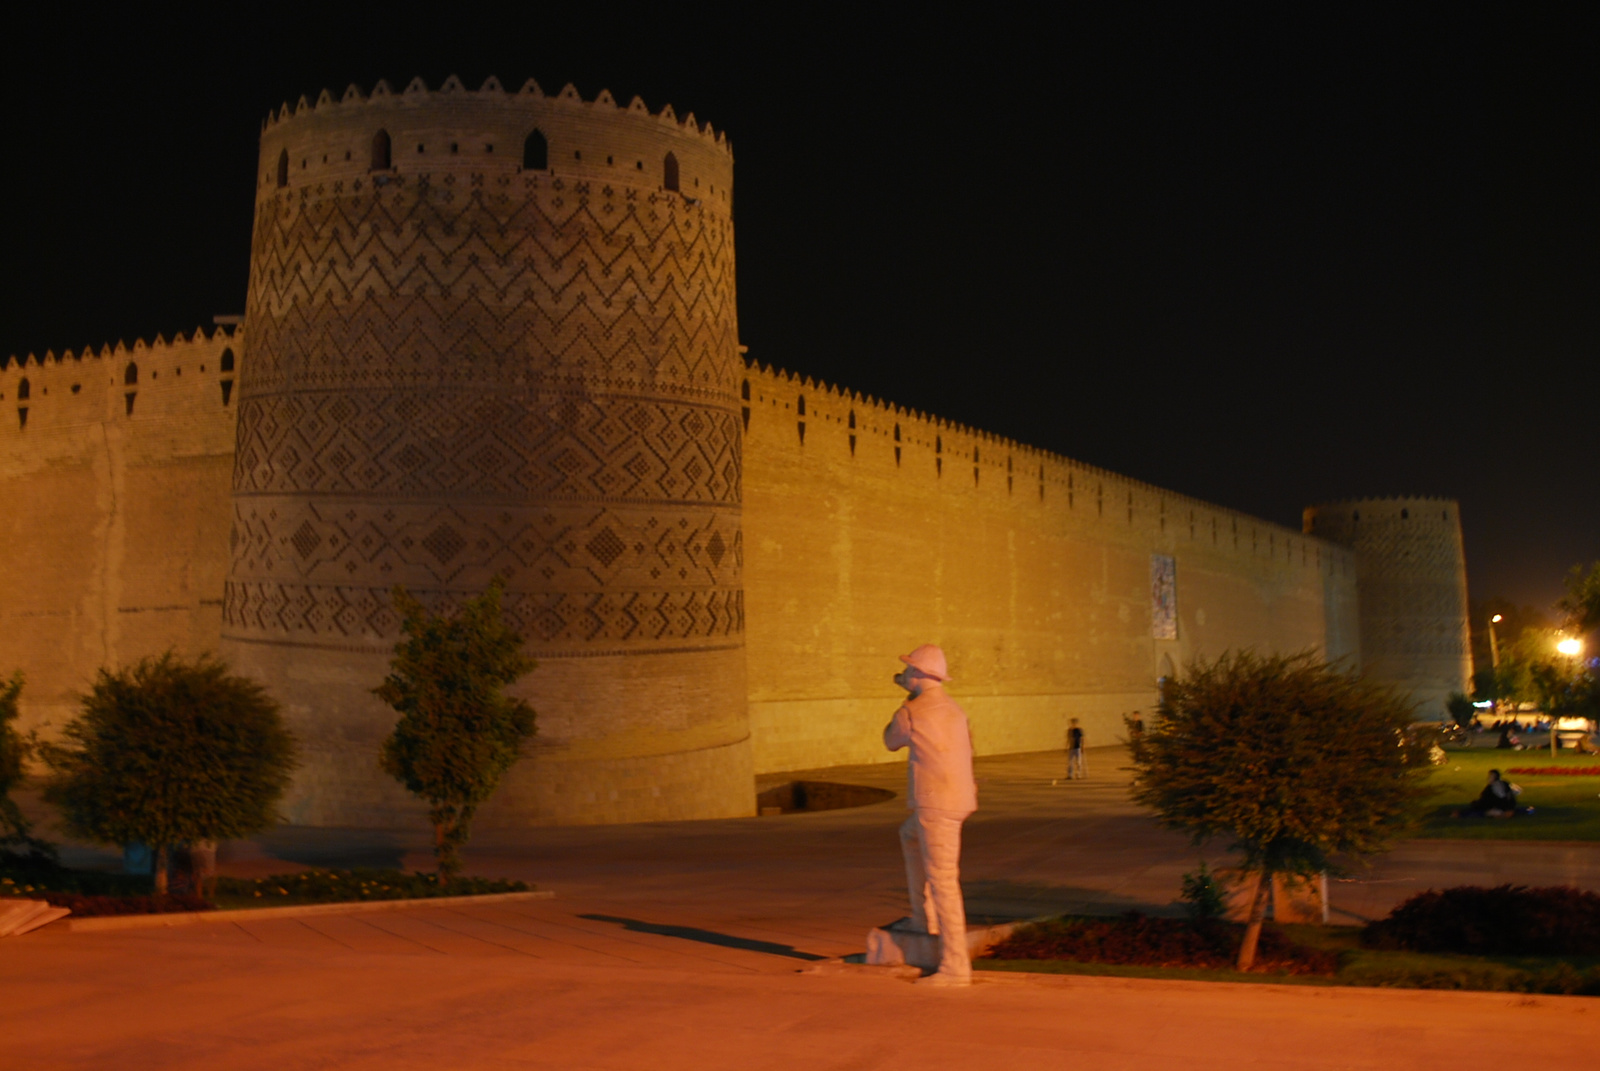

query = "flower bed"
[[3, 864, 530, 917], [980, 914, 1340, 974], [212, 868, 528, 907], [1506, 766, 1600, 776], [39, 893, 213, 917]]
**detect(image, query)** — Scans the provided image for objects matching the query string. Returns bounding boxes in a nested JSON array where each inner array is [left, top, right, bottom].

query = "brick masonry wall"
[[226, 79, 750, 828], [1304, 498, 1472, 718], [0, 335, 1363, 812], [0, 76, 1378, 823], [741, 365, 1361, 772], [0, 330, 240, 736]]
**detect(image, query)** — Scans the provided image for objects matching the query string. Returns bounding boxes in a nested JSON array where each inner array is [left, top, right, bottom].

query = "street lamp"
[[1489, 614, 1504, 669], [1551, 636, 1586, 756]]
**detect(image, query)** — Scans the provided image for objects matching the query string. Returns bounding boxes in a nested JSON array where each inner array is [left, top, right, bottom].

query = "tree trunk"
[[1236, 868, 1271, 971], [153, 844, 169, 897]]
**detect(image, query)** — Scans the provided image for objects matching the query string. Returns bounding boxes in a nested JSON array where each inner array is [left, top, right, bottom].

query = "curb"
[[64, 889, 555, 933]]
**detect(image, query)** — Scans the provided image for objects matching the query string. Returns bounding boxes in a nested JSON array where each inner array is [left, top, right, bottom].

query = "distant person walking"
[[1065, 718, 1087, 779]]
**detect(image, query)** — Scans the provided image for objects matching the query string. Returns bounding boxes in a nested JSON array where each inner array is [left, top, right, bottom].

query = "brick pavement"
[[6, 746, 1600, 1067]]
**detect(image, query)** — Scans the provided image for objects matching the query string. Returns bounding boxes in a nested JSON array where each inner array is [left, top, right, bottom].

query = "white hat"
[[899, 644, 951, 682]]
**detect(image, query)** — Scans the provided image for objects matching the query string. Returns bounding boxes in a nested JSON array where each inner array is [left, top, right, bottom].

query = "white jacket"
[[884, 686, 977, 815]]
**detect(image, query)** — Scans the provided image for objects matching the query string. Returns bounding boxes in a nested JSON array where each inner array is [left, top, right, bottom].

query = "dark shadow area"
[[251, 826, 414, 870], [578, 913, 827, 961], [961, 879, 1176, 922], [756, 780, 895, 814]]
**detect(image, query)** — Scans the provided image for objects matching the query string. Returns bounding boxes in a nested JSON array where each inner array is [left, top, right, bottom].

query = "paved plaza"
[[5, 746, 1600, 1068]]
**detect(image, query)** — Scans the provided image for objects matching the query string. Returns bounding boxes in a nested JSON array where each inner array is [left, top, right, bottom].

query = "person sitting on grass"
[[1453, 769, 1533, 818]]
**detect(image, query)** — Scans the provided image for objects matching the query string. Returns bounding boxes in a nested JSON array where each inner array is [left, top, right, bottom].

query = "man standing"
[[884, 644, 977, 987], [1065, 718, 1087, 779]]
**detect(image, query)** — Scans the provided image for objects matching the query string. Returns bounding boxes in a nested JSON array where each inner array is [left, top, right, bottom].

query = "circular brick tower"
[[221, 76, 749, 827], [1303, 497, 1473, 718]]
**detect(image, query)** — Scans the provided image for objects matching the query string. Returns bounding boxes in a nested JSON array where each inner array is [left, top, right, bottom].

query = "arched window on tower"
[[276, 149, 289, 188], [16, 378, 29, 401], [220, 348, 235, 373], [370, 129, 391, 171], [125, 362, 138, 386], [663, 151, 679, 191], [523, 130, 547, 170]]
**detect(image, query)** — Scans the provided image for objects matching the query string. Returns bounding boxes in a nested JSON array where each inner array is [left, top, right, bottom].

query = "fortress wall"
[[0, 331, 240, 736], [229, 80, 749, 828], [1304, 497, 1471, 718], [741, 364, 1360, 772]]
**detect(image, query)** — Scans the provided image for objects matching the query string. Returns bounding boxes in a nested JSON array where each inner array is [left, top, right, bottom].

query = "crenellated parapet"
[[0, 327, 241, 439], [255, 75, 731, 209], [741, 359, 1354, 580]]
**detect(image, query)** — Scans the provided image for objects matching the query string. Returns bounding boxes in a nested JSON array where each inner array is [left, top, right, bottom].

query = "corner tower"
[[221, 77, 748, 827], [1303, 497, 1472, 718]]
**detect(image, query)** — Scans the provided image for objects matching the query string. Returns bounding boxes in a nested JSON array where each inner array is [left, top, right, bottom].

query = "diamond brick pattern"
[[226, 159, 745, 653]]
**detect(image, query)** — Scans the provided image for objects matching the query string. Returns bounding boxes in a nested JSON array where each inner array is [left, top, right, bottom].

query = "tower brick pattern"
[[219, 77, 751, 826], [1304, 497, 1473, 717]]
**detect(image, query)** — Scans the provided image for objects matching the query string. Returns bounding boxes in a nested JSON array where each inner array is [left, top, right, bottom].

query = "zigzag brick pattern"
[[225, 126, 742, 654]]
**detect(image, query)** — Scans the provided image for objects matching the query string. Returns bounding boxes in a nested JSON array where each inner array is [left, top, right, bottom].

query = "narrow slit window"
[[276, 149, 289, 188], [220, 348, 235, 373], [370, 129, 391, 171], [221, 380, 234, 406], [663, 151, 679, 191], [124, 362, 138, 386], [16, 378, 28, 401], [523, 130, 547, 170]]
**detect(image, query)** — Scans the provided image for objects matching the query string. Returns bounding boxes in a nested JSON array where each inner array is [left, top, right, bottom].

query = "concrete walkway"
[[6, 746, 1600, 1067]]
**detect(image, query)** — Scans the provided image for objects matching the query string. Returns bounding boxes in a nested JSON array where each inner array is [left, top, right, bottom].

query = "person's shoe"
[[915, 971, 971, 987]]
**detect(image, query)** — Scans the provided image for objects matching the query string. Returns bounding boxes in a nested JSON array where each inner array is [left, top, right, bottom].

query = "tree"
[[375, 581, 536, 881], [1558, 562, 1600, 637], [1127, 651, 1434, 970], [1497, 627, 1600, 722], [1, 670, 56, 863], [39, 653, 297, 894]]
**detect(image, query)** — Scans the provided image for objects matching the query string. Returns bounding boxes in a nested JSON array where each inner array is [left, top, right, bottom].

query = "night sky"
[[5, 7, 1594, 610]]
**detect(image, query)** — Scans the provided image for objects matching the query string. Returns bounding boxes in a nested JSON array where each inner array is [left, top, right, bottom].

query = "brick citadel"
[[0, 77, 1473, 828]]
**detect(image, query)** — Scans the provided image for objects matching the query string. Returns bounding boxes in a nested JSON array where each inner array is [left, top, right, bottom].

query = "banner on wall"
[[1150, 554, 1177, 640]]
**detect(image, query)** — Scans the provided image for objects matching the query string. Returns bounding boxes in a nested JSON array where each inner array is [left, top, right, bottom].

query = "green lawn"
[[979, 924, 1600, 994], [1417, 747, 1600, 841]]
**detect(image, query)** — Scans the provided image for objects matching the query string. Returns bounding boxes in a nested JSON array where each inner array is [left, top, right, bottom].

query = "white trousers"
[[900, 808, 971, 978]]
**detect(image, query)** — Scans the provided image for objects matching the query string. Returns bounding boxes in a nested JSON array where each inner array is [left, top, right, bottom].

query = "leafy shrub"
[[39, 653, 297, 894], [1363, 885, 1600, 955], [982, 914, 1340, 974], [1179, 862, 1226, 920], [213, 867, 528, 904]]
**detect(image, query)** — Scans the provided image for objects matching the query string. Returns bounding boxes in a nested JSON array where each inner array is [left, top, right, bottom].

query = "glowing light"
[[1491, 614, 1503, 623], [1557, 638, 1583, 657]]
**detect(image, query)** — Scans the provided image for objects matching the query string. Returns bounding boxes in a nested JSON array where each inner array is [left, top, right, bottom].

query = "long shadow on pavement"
[[578, 914, 829, 960]]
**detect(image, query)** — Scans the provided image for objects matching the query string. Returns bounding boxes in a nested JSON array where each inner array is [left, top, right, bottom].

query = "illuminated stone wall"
[[0, 77, 1382, 829], [1304, 497, 1472, 717], [222, 78, 749, 828], [0, 331, 239, 737], [741, 367, 1361, 771]]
